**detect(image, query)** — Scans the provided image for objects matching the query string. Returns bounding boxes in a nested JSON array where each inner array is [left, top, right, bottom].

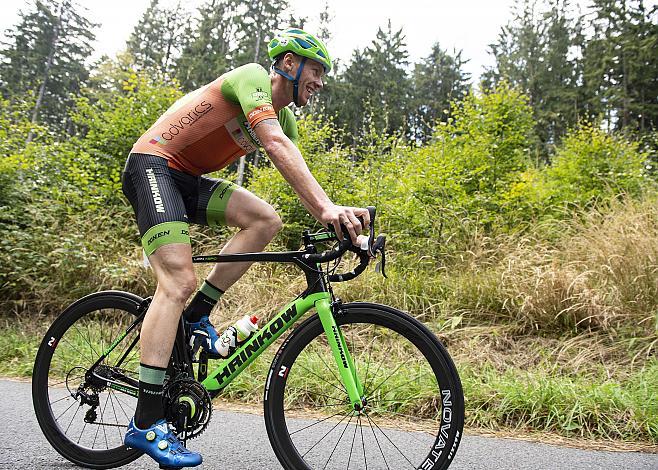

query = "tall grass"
[[1, 196, 656, 443]]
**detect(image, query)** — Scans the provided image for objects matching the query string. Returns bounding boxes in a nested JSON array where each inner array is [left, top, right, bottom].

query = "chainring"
[[163, 376, 212, 439]]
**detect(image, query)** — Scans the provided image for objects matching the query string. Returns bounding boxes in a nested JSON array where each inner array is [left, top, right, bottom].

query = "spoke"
[[107, 392, 122, 441], [96, 317, 106, 358], [65, 403, 82, 435], [367, 357, 414, 397], [113, 393, 137, 413], [363, 342, 384, 395], [92, 414, 101, 449], [285, 390, 347, 404], [48, 372, 85, 389], [114, 333, 139, 368], [360, 414, 368, 470], [323, 412, 354, 470], [290, 409, 349, 436], [313, 346, 347, 395], [49, 394, 75, 407], [109, 390, 132, 423], [285, 401, 349, 413], [367, 410, 435, 448], [293, 362, 349, 397], [366, 412, 390, 470], [74, 323, 100, 360], [99, 391, 111, 449], [365, 412, 415, 468], [301, 410, 353, 458], [347, 411, 359, 470], [76, 419, 88, 445], [55, 400, 78, 422], [60, 336, 93, 365], [372, 408, 439, 426], [367, 371, 433, 404]]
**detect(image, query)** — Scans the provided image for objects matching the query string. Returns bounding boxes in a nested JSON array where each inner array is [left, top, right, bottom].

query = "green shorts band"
[[142, 221, 191, 256], [206, 180, 237, 227]]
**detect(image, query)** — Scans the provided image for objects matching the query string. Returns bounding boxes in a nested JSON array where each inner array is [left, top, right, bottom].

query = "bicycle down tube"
[[199, 292, 364, 408]]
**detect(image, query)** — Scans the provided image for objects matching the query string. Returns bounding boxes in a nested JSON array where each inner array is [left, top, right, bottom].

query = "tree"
[[584, 0, 658, 133], [409, 43, 471, 143], [321, 20, 411, 147], [483, 0, 582, 158], [126, 0, 188, 76], [0, 0, 96, 140], [175, 0, 240, 91], [231, 0, 292, 68]]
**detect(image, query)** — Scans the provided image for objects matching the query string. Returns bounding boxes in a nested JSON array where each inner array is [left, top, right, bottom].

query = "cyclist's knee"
[[149, 246, 197, 303], [158, 273, 196, 304], [259, 208, 283, 238]]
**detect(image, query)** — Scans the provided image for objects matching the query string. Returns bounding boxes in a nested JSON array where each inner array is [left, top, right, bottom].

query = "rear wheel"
[[264, 303, 464, 470], [32, 291, 147, 469]]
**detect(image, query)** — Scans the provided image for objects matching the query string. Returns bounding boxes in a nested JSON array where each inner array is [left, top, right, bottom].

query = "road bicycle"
[[32, 207, 464, 470]]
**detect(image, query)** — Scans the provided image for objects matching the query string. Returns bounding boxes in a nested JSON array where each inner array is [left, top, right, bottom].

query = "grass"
[[4, 312, 656, 444], [2, 197, 657, 445]]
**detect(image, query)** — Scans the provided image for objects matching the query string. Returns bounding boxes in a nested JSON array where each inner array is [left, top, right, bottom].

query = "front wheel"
[[264, 303, 464, 470]]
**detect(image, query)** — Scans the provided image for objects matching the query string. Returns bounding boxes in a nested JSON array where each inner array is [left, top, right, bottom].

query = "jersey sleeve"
[[278, 107, 298, 145], [221, 63, 277, 128]]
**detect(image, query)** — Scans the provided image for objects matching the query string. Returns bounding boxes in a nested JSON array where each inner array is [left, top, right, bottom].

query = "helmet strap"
[[273, 57, 307, 106]]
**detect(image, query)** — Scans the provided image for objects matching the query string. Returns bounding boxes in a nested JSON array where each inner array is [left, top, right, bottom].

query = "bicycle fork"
[[315, 298, 366, 410]]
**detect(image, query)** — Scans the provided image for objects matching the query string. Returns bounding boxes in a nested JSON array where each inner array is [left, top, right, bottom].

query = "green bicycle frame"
[[201, 291, 365, 407], [100, 228, 373, 408]]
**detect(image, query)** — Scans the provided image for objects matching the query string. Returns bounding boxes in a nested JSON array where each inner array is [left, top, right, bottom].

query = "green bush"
[[545, 123, 650, 208]]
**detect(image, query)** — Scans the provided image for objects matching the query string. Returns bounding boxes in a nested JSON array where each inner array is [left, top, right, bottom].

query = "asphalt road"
[[4, 379, 657, 469]]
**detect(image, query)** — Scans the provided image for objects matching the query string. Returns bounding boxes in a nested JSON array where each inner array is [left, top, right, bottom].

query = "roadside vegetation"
[[1, 0, 657, 447], [1, 76, 657, 444]]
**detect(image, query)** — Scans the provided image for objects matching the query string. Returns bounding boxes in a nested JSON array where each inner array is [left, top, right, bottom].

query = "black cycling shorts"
[[121, 153, 237, 255]]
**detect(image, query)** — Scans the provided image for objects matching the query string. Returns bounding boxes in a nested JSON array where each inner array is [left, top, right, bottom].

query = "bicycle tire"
[[32, 290, 147, 469], [264, 302, 464, 470]]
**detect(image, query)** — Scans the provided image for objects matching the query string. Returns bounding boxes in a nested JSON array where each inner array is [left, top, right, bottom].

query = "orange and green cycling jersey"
[[131, 63, 298, 176]]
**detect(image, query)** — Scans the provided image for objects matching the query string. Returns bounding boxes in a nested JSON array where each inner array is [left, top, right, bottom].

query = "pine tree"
[[324, 20, 411, 146], [0, 0, 96, 140], [232, 0, 292, 68], [176, 0, 240, 91], [483, 0, 582, 158], [585, 0, 658, 132], [126, 0, 188, 76], [409, 43, 470, 142]]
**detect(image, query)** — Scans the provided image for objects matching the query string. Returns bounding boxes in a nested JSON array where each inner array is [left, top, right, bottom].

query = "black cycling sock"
[[134, 363, 166, 429], [183, 280, 224, 323]]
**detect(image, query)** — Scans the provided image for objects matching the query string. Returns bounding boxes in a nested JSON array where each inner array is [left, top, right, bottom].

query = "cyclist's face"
[[297, 59, 325, 106]]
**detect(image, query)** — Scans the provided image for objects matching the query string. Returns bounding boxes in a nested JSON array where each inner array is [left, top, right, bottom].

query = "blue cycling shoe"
[[124, 418, 202, 468], [186, 315, 223, 356]]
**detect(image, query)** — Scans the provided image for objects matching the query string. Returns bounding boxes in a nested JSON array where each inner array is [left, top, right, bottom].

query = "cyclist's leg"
[[121, 153, 202, 467], [141, 243, 196, 367], [192, 177, 282, 291], [122, 153, 196, 369]]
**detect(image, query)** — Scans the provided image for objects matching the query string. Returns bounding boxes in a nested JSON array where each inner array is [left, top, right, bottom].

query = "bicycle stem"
[[315, 298, 365, 409]]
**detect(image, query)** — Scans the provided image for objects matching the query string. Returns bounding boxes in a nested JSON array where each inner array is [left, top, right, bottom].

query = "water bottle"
[[235, 315, 259, 342], [216, 315, 259, 357]]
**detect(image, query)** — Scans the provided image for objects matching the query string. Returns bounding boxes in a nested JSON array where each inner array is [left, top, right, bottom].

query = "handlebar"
[[301, 206, 387, 280]]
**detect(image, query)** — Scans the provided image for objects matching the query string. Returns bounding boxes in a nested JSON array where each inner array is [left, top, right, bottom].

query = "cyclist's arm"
[[254, 118, 368, 241]]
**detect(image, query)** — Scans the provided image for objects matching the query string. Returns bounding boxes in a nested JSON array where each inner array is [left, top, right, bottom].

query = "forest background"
[[0, 0, 657, 445]]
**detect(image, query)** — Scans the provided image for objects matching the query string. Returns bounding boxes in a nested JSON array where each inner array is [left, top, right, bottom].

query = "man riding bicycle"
[[120, 28, 370, 468]]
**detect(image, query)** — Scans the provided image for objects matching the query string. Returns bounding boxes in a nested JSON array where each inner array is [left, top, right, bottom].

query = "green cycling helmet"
[[268, 28, 332, 73]]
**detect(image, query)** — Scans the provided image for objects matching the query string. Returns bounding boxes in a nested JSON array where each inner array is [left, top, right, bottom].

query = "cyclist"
[[121, 28, 370, 467]]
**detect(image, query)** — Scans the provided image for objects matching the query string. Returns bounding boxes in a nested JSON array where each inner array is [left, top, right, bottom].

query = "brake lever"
[[372, 235, 387, 278]]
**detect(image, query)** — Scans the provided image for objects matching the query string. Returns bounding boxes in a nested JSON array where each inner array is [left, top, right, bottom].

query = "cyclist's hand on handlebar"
[[320, 205, 371, 244]]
